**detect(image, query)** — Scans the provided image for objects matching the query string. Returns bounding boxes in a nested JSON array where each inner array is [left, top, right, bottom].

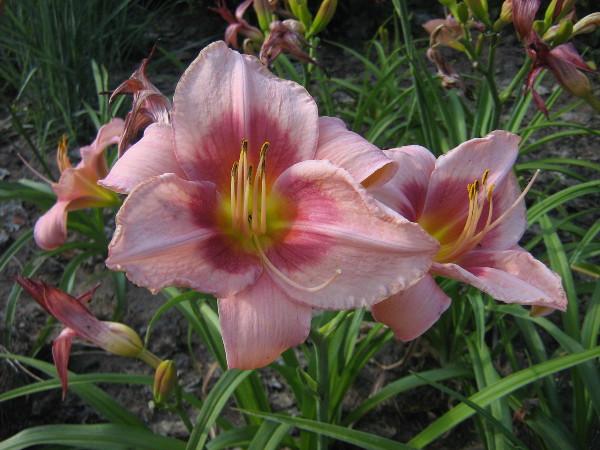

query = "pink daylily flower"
[[212, 0, 264, 49], [369, 131, 567, 341], [101, 41, 439, 369], [33, 119, 124, 250], [423, 15, 466, 51], [16, 277, 159, 398], [110, 47, 171, 156]]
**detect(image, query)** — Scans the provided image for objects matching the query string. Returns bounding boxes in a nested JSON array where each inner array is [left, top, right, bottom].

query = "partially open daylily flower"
[[423, 15, 466, 52], [101, 41, 438, 369], [33, 119, 124, 250], [110, 47, 171, 156], [16, 277, 160, 398], [513, 0, 600, 113], [259, 19, 315, 66], [369, 131, 567, 341], [212, 0, 264, 49]]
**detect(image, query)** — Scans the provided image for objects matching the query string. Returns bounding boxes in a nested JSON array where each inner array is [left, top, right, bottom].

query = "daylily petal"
[[265, 160, 438, 310], [315, 116, 396, 188], [99, 123, 186, 194], [172, 41, 318, 188], [107, 173, 261, 297], [218, 273, 312, 369], [478, 172, 527, 250], [52, 327, 77, 399], [371, 274, 451, 341], [432, 247, 567, 310], [512, 0, 541, 40], [34, 201, 69, 250], [79, 118, 125, 178], [546, 45, 595, 99], [419, 131, 520, 239], [370, 145, 436, 222]]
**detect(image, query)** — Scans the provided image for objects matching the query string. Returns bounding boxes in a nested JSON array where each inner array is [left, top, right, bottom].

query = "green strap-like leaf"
[[243, 410, 417, 450], [408, 346, 600, 448], [0, 424, 185, 450], [186, 369, 252, 450]]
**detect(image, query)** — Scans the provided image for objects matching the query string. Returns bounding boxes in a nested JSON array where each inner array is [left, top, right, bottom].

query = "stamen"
[[17, 153, 53, 185], [481, 168, 490, 186], [482, 170, 539, 235], [242, 166, 252, 234], [56, 135, 71, 173], [252, 235, 342, 293], [230, 162, 238, 228]]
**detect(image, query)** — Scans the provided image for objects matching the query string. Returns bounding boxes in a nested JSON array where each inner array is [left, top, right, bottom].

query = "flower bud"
[[308, 0, 337, 37], [153, 360, 177, 404], [465, 0, 490, 27], [288, 0, 312, 29], [455, 2, 469, 24], [253, 0, 273, 32], [543, 19, 572, 45], [102, 322, 145, 358], [573, 13, 600, 36], [493, 0, 512, 31]]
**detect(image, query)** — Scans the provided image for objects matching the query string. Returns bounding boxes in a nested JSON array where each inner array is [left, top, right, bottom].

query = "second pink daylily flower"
[[100, 41, 439, 369], [369, 131, 567, 340], [33, 119, 124, 250]]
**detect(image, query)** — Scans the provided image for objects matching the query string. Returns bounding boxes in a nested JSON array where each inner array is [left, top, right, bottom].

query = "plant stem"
[[500, 58, 531, 103], [311, 330, 330, 450]]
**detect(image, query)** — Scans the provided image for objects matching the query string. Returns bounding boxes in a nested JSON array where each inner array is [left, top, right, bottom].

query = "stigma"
[[230, 139, 269, 237]]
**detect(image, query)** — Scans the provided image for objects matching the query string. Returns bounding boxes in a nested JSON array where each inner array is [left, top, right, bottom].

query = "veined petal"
[[79, 118, 125, 179], [52, 327, 77, 399], [371, 274, 451, 341], [513, 0, 541, 40], [432, 247, 567, 311], [218, 273, 312, 369], [266, 160, 438, 310], [479, 173, 527, 250], [172, 41, 318, 188], [419, 131, 520, 239], [100, 123, 186, 194], [107, 173, 261, 297], [315, 117, 396, 188], [370, 145, 436, 221], [34, 201, 69, 250]]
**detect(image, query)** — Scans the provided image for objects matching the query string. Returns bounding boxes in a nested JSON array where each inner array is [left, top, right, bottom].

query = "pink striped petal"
[[107, 173, 261, 297], [432, 247, 567, 311], [479, 173, 527, 250], [79, 118, 125, 178], [371, 274, 451, 341], [370, 145, 436, 221], [100, 123, 186, 194], [52, 327, 77, 399], [34, 201, 69, 250], [172, 41, 318, 188], [264, 160, 438, 310], [419, 131, 520, 239], [218, 273, 312, 369], [315, 117, 396, 187]]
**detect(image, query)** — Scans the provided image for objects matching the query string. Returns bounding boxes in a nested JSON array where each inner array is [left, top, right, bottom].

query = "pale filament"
[[437, 169, 539, 263], [252, 235, 342, 293], [229, 139, 341, 292]]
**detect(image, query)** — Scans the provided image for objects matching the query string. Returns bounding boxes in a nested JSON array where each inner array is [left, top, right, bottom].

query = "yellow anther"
[[56, 134, 71, 173], [481, 168, 490, 185]]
